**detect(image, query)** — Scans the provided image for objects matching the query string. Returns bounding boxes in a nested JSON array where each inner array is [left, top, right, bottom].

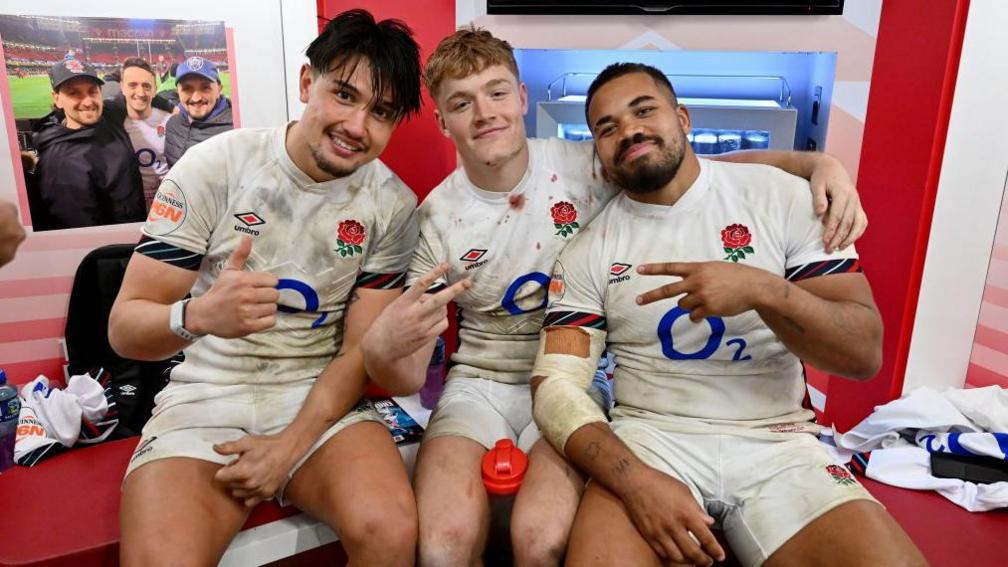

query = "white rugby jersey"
[[545, 159, 861, 425], [139, 125, 418, 385], [410, 137, 617, 384], [123, 108, 172, 207]]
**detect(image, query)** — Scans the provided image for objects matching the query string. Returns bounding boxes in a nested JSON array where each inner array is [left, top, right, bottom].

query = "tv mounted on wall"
[[486, 1, 844, 16]]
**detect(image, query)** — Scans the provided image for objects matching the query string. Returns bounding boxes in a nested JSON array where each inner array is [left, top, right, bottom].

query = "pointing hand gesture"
[[635, 261, 777, 321]]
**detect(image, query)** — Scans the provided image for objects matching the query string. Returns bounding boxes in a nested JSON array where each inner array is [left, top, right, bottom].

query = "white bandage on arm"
[[532, 326, 608, 453]]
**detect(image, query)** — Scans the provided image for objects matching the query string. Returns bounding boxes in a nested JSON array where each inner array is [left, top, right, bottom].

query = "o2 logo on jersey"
[[656, 307, 751, 361], [136, 148, 158, 168], [501, 272, 551, 315], [275, 278, 330, 329]]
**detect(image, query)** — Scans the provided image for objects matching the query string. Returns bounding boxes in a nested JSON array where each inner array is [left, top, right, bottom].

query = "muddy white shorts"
[[610, 410, 878, 567], [423, 376, 541, 452], [124, 379, 382, 505]]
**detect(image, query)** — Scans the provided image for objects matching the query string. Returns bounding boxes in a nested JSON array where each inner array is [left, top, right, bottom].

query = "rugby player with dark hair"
[[110, 10, 465, 565]]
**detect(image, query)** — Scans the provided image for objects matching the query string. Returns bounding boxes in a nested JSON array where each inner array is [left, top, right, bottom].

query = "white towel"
[[13, 372, 111, 467], [832, 386, 1008, 511], [866, 446, 1008, 512]]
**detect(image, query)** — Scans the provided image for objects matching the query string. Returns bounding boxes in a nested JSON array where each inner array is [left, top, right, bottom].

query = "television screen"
[[487, 1, 844, 15]]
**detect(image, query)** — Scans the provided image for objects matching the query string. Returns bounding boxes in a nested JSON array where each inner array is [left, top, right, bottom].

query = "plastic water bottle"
[[0, 369, 21, 472], [419, 336, 447, 410], [481, 438, 528, 557]]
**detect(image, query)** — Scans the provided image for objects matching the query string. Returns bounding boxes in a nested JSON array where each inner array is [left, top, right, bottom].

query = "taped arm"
[[530, 325, 661, 503], [530, 325, 608, 453]]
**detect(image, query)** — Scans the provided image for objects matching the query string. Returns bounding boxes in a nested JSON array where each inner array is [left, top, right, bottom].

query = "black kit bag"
[[64, 244, 176, 438]]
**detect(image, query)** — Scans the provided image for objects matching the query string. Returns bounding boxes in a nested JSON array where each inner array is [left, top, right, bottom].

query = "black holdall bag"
[[65, 243, 175, 439]]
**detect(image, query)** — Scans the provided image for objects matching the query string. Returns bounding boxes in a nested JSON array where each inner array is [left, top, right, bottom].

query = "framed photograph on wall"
[[0, 14, 239, 232]]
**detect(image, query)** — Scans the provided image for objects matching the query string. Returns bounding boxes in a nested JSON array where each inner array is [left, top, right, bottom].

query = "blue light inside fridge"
[[558, 124, 770, 155], [558, 123, 593, 141]]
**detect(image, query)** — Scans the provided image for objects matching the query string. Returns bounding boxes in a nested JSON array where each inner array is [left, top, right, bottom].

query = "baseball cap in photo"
[[175, 56, 220, 83], [50, 59, 103, 90]]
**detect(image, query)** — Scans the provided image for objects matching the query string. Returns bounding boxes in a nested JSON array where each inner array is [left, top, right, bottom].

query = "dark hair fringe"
[[308, 9, 422, 122], [584, 62, 678, 126], [121, 57, 154, 77]]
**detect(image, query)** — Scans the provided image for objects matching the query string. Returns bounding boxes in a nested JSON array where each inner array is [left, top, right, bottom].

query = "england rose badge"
[[551, 201, 579, 238], [721, 223, 754, 262], [336, 220, 366, 257]]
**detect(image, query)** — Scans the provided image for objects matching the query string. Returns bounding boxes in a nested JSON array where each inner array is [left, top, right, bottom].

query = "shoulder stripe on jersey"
[[135, 236, 203, 270], [425, 282, 448, 294], [355, 271, 407, 290], [785, 258, 862, 282], [544, 310, 607, 329]]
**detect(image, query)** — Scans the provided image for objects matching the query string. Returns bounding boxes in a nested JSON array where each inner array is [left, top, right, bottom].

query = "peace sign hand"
[[364, 263, 471, 361]]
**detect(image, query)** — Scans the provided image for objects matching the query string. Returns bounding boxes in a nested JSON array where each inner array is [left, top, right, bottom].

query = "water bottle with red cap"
[[481, 438, 528, 557]]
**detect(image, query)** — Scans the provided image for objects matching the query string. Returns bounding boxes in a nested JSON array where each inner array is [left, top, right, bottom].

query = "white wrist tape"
[[532, 326, 608, 453]]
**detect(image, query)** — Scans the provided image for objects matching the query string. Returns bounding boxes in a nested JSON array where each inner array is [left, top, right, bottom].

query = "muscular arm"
[[712, 149, 824, 179], [275, 286, 403, 460], [755, 272, 882, 379], [109, 236, 279, 360], [211, 285, 407, 505], [109, 252, 200, 360], [360, 265, 470, 391], [528, 328, 658, 499], [638, 263, 883, 380], [529, 327, 724, 565]]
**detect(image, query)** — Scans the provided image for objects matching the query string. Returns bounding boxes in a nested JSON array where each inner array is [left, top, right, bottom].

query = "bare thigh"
[[565, 482, 663, 567], [284, 421, 418, 566], [120, 457, 250, 567], [765, 500, 928, 567], [414, 435, 490, 564], [511, 438, 585, 566]]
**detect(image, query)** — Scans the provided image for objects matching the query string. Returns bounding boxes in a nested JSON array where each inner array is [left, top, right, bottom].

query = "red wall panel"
[[317, 1, 459, 363], [825, 0, 970, 431], [317, 0, 457, 202]]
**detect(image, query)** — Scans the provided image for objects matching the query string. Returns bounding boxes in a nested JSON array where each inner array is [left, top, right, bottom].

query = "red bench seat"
[[2, 438, 1006, 566]]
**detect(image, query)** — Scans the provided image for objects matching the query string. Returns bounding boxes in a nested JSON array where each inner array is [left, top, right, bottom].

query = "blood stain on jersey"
[[551, 173, 558, 182], [508, 193, 526, 210]]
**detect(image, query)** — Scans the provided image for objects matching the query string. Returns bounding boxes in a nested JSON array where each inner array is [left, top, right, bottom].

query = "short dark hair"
[[585, 62, 678, 125], [121, 57, 154, 78], [307, 9, 421, 123]]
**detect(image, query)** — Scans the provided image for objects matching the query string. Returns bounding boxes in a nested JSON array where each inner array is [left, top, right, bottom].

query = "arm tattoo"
[[612, 456, 632, 476], [586, 442, 601, 459]]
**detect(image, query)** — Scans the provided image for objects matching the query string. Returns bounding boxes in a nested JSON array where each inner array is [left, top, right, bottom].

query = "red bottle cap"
[[481, 439, 528, 495]]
